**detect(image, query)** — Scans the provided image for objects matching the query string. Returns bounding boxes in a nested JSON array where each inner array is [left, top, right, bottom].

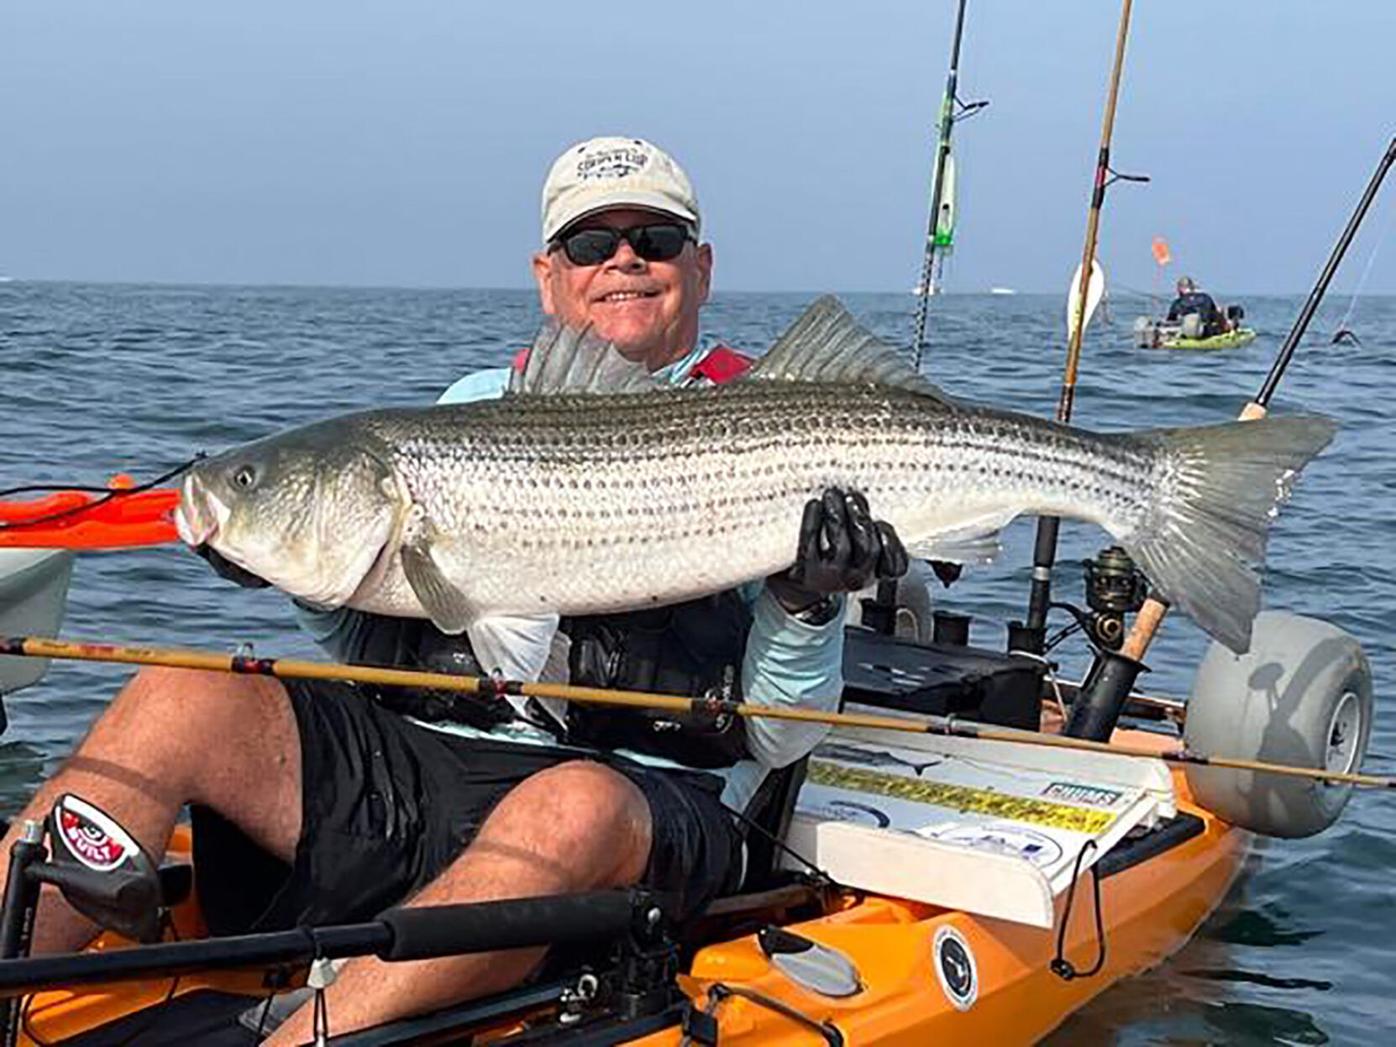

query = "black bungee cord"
[[0, 454, 204, 533]]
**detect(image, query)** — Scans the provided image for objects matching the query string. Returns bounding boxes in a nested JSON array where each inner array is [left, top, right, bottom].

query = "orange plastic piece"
[[0, 484, 180, 549]]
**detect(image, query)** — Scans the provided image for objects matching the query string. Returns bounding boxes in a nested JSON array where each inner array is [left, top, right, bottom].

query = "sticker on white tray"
[[1040, 781, 1125, 808], [921, 820, 1065, 869]]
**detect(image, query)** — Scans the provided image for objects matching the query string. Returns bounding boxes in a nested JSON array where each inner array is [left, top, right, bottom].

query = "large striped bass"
[[175, 297, 1334, 654]]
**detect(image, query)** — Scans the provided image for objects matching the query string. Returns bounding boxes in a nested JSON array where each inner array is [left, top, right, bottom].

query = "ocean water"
[[1, 282, 1392, 1043]]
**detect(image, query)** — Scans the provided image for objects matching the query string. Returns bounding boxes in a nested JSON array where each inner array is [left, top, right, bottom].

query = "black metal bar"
[[380, 890, 643, 962], [327, 980, 575, 1046], [911, 0, 971, 367], [0, 923, 385, 995], [0, 830, 43, 962], [0, 825, 45, 1046], [1023, 516, 1061, 650], [0, 890, 647, 997], [1256, 136, 1396, 408]]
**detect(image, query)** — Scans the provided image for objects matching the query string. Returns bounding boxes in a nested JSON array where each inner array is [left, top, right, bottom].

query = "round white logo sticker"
[[933, 925, 978, 1010]]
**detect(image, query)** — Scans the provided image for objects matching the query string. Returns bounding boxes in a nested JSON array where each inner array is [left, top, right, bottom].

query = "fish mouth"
[[173, 475, 228, 547]]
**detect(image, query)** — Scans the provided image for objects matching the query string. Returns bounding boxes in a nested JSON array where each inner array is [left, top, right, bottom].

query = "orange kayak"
[[15, 727, 1247, 1046]]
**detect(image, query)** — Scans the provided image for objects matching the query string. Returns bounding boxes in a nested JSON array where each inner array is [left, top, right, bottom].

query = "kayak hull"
[[643, 755, 1247, 1045], [1155, 328, 1257, 351], [16, 728, 1249, 1046]]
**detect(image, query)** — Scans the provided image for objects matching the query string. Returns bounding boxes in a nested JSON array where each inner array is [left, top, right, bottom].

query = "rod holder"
[[1064, 649, 1146, 741], [933, 612, 971, 647], [1006, 620, 1045, 657]]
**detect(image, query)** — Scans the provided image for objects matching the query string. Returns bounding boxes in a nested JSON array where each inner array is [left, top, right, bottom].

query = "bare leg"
[[265, 760, 652, 1045], [0, 666, 302, 953]]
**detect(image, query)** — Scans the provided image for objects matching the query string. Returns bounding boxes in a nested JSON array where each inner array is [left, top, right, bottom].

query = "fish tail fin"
[[1119, 414, 1336, 654]]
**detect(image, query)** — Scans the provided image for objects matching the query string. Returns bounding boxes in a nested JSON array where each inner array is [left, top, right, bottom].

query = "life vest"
[[557, 343, 755, 767], [560, 590, 753, 767]]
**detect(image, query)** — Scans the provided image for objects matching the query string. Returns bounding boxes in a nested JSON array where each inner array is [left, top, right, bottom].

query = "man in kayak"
[[0, 136, 907, 1041], [1166, 275, 1225, 336]]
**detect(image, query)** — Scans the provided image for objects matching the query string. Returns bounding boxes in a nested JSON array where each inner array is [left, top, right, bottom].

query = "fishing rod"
[[2, 635, 1391, 790], [1022, 0, 1147, 649], [910, 0, 988, 370], [1119, 134, 1396, 661]]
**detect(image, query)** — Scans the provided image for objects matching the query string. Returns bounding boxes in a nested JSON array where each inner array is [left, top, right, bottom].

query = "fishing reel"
[[1081, 546, 1148, 651]]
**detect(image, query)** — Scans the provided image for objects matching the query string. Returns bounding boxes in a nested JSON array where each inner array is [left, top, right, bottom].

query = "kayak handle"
[[381, 890, 654, 962]]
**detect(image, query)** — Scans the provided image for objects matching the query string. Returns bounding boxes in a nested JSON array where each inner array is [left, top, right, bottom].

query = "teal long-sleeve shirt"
[[295, 353, 845, 812]]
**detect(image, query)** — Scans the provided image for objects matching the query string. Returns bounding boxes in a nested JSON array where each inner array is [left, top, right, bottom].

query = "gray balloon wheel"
[[1183, 610, 1373, 838]]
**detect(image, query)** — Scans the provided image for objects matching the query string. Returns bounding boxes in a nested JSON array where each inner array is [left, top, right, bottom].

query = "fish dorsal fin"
[[507, 321, 659, 397], [747, 295, 953, 402]]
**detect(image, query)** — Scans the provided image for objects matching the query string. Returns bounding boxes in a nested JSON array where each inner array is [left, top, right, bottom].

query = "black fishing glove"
[[194, 544, 271, 589], [767, 487, 908, 618]]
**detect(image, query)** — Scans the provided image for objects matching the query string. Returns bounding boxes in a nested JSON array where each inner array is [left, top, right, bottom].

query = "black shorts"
[[190, 680, 742, 937]]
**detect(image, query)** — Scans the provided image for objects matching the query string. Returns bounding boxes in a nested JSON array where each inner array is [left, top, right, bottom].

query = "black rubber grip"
[[379, 890, 642, 962]]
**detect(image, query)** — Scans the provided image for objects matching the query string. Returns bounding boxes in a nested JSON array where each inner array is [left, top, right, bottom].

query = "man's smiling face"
[[532, 207, 713, 372]]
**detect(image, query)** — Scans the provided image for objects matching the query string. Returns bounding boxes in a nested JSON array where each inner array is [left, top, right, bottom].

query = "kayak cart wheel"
[[1182, 610, 1373, 838]]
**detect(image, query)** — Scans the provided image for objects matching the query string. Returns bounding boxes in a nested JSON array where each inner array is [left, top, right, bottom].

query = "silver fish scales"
[[177, 297, 1333, 654]]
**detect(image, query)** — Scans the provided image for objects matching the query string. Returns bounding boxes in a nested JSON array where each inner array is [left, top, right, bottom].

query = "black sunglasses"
[[551, 222, 693, 267]]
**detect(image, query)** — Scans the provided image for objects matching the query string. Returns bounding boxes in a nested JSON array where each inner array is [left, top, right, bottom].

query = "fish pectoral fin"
[[400, 538, 479, 634], [906, 511, 1018, 565]]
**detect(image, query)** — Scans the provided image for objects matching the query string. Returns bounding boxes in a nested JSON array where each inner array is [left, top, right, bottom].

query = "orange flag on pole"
[[1151, 236, 1171, 266]]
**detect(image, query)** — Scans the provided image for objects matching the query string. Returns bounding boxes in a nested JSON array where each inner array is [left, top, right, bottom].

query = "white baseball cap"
[[541, 136, 700, 244]]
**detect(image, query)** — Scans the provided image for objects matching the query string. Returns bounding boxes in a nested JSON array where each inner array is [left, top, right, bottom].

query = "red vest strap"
[[690, 345, 753, 385]]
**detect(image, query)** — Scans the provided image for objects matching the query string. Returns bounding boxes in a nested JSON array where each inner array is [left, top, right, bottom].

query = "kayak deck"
[[16, 727, 1247, 1046], [647, 737, 1246, 1045]]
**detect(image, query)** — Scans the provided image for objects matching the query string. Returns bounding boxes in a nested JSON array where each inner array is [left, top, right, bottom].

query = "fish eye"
[[231, 465, 258, 490]]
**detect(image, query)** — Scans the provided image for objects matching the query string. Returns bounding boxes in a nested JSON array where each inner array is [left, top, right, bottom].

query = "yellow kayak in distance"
[[1156, 328, 1257, 351], [1133, 316, 1258, 351]]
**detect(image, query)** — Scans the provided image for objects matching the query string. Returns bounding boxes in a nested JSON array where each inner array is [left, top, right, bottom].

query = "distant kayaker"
[[1166, 275, 1226, 336], [0, 137, 910, 1043]]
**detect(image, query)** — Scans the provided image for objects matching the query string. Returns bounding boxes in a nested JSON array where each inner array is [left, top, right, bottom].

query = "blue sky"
[[3, 1, 1393, 293]]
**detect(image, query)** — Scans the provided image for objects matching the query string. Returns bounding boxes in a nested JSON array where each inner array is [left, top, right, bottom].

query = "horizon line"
[[3, 277, 1390, 299]]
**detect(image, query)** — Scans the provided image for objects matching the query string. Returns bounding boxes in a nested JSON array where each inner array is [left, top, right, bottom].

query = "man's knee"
[[86, 667, 295, 786], [111, 666, 284, 727], [479, 761, 651, 887]]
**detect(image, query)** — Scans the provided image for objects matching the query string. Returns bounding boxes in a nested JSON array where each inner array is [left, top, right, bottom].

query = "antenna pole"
[[911, 0, 972, 369]]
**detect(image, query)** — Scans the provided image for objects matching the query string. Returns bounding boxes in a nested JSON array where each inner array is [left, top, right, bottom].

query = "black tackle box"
[[840, 626, 1045, 731]]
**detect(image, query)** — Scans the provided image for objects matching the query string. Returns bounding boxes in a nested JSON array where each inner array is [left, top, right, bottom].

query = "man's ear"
[[695, 242, 713, 305], [532, 251, 557, 316]]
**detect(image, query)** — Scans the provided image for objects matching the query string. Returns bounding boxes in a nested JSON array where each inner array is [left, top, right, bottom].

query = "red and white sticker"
[[55, 795, 134, 872]]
